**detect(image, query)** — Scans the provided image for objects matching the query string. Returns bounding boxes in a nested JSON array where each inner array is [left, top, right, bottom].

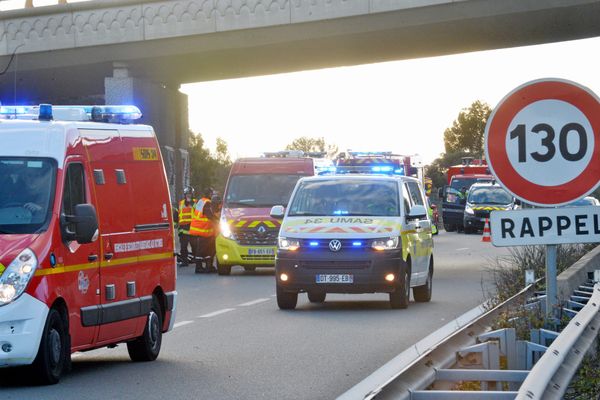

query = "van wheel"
[[243, 266, 256, 272], [32, 308, 69, 385], [307, 291, 326, 303], [414, 263, 433, 302], [444, 224, 455, 232], [217, 261, 231, 276], [390, 267, 410, 309], [127, 297, 162, 362], [276, 285, 297, 310]]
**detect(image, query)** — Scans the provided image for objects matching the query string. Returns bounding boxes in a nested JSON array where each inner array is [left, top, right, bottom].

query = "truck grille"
[[235, 227, 278, 246]]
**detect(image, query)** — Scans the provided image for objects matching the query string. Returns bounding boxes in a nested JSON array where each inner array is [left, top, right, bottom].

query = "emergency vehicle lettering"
[[132, 147, 159, 161], [114, 239, 164, 253], [302, 218, 375, 224]]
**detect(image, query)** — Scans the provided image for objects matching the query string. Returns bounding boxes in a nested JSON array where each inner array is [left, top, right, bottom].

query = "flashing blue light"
[[371, 165, 393, 173], [91, 105, 142, 123], [38, 104, 53, 121], [333, 210, 349, 215], [352, 241, 362, 247], [394, 168, 405, 175], [309, 241, 319, 247]]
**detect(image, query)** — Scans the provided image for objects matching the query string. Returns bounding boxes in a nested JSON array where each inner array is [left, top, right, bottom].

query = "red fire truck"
[[0, 105, 176, 383]]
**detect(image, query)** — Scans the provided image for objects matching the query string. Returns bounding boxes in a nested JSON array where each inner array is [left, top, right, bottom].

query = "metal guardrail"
[[338, 283, 537, 400], [339, 246, 600, 400], [516, 283, 600, 400]]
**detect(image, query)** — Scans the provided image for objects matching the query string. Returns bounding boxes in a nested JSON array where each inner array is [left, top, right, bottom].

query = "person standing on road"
[[190, 187, 216, 273], [177, 186, 197, 267]]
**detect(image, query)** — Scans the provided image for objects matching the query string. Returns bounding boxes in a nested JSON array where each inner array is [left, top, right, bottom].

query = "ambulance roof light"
[[90, 105, 142, 123], [38, 104, 53, 121]]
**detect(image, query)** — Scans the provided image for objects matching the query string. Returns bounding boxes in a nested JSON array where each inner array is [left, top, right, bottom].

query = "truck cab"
[[216, 153, 314, 275]]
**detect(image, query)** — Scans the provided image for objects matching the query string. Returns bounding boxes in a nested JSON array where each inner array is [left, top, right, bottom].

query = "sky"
[[182, 37, 600, 164]]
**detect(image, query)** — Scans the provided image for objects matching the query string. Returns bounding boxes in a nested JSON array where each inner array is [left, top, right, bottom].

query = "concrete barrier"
[[557, 245, 600, 301]]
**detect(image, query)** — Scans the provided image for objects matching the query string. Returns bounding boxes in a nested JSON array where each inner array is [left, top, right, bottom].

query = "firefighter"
[[177, 186, 197, 267], [190, 187, 217, 273]]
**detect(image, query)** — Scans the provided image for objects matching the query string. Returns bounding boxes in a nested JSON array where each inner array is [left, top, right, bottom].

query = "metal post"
[[545, 245, 558, 321]]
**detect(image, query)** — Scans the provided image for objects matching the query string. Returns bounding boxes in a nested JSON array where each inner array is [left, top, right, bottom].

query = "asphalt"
[[0, 231, 510, 400]]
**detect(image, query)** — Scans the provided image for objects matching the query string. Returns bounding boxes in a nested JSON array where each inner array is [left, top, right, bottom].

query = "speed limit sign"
[[485, 78, 600, 206]]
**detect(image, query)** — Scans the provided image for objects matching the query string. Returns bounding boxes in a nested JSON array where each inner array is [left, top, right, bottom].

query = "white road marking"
[[238, 298, 270, 307], [456, 247, 469, 251], [174, 320, 194, 329], [198, 308, 235, 318]]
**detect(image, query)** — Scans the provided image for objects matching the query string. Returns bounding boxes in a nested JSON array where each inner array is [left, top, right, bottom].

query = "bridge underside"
[[1, 0, 600, 104]]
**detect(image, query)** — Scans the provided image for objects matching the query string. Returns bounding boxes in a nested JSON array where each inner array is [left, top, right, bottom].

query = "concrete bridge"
[[1, 0, 599, 196]]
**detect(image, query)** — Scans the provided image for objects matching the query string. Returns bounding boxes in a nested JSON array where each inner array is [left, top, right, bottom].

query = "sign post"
[[485, 78, 600, 320]]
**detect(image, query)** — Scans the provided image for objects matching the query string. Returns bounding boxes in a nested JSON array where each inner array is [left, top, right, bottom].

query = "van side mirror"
[[270, 205, 285, 219], [407, 205, 427, 220], [61, 204, 99, 244], [437, 187, 443, 199]]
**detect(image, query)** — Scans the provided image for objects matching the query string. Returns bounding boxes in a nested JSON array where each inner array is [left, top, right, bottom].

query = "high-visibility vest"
[[178, 199, 196, 234], [189, 198, 214, 237]]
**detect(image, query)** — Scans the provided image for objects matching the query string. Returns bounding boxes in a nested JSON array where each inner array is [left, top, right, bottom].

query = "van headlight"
[[371, 237, 400, 251], [220, 218, 235, 240], [0, 248, 38, 306], [465, 204, 474, 215], [278, 237, 300, 251]]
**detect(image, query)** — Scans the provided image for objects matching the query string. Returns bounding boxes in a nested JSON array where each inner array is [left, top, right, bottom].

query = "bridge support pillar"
[[105, 63, 190, 203]]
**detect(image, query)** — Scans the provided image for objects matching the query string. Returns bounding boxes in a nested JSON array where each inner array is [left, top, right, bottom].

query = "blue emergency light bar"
[[0, 104, 142, 124]]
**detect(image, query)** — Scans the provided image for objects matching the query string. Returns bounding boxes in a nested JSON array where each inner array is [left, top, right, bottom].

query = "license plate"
[[316, 274, 354, 284], [248, 248, 275, 256]]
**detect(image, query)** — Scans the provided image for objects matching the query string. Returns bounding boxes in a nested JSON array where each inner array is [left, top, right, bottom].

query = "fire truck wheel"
[[127, 297, 163, 362], [217, 261, 231, 276], [32, 308, 69, 385]]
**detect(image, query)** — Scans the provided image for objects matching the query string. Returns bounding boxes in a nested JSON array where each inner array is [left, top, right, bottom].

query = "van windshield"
[[468, 187, 513, 205], [0, 158, 56, 234], [288, 179, 400, 217], [224, 174, 306, 208]]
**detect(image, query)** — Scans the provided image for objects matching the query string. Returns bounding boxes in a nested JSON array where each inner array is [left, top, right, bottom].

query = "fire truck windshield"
[[0, 158, 56, 234], [225, 174, 305, 208]]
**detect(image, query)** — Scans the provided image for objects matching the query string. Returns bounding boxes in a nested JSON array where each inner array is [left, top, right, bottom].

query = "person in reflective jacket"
[[177, 186, 197, 267]]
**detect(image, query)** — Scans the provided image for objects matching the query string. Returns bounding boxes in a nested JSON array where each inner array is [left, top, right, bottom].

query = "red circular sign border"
[[485, 79, 600, 206]]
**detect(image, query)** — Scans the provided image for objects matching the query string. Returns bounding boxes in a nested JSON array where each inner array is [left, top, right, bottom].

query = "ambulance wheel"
[[390, 266, 410, 309], [32, 308, 69, 385], [276, 285, 297, 310], [243, 266, 256, 272], [217, 261, 231, 276], [307, 291, 326, 303], [127, 297, 162, 362], [414, 261, 433, 303]]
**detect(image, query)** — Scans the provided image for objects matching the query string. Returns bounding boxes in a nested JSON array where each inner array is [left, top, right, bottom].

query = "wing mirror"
[[270, 205, 285, 219], [407, 205, 427, 221], [61, 204, 99, 244]]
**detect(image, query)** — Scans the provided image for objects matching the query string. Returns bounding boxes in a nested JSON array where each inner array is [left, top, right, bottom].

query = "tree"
[[285, 136, 339, 158], [188, 133, 232, 195], [443, 100, 492, 157]]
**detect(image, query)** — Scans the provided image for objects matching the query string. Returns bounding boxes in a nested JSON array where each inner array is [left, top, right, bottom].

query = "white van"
[[271, 174, 434, 310]]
